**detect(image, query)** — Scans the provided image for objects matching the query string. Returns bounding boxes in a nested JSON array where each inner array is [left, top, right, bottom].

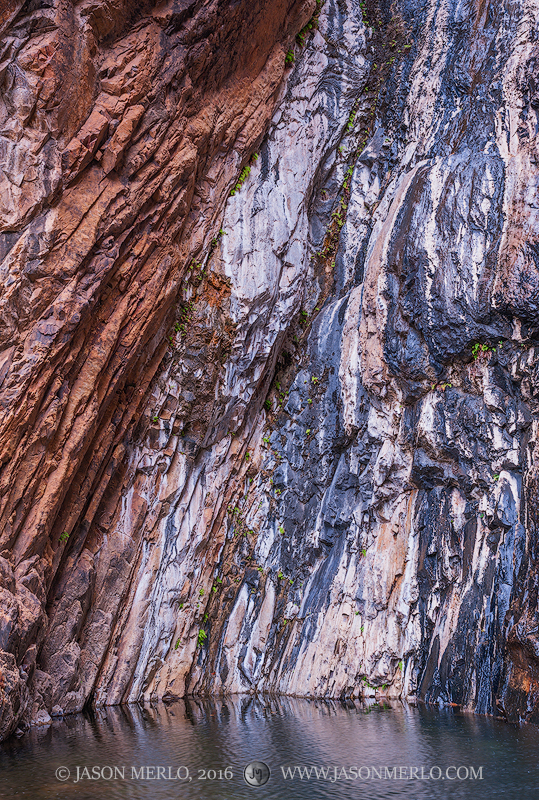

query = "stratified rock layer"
[[2, 0, 539, 738], [0, 0, 316, 736]]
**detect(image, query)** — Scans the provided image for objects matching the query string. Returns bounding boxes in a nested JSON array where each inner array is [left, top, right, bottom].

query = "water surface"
[[1, 697, 538, 799]]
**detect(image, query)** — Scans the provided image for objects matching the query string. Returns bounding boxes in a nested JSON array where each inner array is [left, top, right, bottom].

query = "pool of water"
[[1, 697, 538, 799]]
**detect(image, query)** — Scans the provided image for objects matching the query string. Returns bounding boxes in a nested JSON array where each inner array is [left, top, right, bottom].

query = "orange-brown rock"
[[0, 0, 315, 738]]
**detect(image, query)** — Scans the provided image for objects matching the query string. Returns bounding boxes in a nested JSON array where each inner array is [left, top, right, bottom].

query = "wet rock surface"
[[2, 0, 539, 738]]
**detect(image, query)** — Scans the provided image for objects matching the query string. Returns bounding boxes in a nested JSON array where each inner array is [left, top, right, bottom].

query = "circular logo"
[[243, 761, 270, 787]]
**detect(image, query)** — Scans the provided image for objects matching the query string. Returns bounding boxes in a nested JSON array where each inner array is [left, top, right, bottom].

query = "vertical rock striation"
[[2, 0, 539, 738], [186, 0, 539, 723]]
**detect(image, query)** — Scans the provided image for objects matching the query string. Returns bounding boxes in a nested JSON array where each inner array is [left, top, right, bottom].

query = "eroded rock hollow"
[[2, 0, 539, 739]]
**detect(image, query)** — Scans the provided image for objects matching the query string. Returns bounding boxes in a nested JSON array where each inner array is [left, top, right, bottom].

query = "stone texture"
[[3, 0, 539, 741], [0, 0, 316, 737], [185, 0, 539, 723]]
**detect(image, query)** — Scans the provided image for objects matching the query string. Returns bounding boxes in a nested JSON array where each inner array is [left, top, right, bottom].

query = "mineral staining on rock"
[[1, 0, 539, 740]]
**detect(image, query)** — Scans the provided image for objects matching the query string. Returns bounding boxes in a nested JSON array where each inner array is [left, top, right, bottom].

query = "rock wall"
[[2, 0, 539, 738], [0, 0, 316, 737]]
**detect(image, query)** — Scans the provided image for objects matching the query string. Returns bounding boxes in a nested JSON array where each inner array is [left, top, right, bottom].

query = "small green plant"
[[59, 531, 70, 543], [278, 570, 284, 579], [199, 588, 204, 596], [306, 429, 311, 435], [472, 342, 495, 360], [361, 548, 366, 557], [197, 629, 208, 647], [227, 502, 253, 538], [230, 163, 252, 196], [431, 381, 452, 392], [174, 638, 181, 650], [285, 49, 295, 65], [398, 660, 403, 671], [152, 414, 159, 423], [296, 2, 321, 48], [264, 399, 272, 411], [279, 525, 285, 534], [361, 625, 364, 632], [493, 473, 500, 481], [263, 436, 270, 444]]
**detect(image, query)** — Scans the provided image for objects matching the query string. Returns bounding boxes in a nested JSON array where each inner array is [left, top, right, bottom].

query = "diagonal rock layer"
[[1, 0, 539, 738]]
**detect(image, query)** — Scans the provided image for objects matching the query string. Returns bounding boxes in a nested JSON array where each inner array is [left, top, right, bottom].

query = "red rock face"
[[0, 0, 315, 739]]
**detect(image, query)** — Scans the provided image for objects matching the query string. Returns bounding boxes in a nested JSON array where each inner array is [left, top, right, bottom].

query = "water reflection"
[[1, 696, 538, 799]]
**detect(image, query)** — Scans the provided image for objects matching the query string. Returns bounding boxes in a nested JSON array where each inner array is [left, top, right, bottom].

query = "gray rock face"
[[91, 0, 367, 707], [185, 0, 539, 723], [3, 0, 539, 738]]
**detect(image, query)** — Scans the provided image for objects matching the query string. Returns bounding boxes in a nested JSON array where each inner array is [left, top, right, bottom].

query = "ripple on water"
[[1, 697, 538, 800]]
